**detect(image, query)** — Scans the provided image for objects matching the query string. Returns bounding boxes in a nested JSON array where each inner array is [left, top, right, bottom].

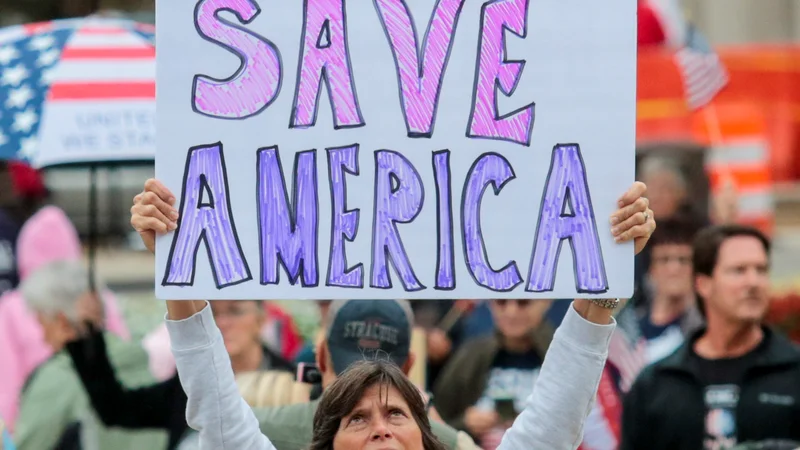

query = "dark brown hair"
[[692, 224, 770, 277], [648, 215, 702, 248], [309, 360, 447, 450], [692, 224, 771, 317]]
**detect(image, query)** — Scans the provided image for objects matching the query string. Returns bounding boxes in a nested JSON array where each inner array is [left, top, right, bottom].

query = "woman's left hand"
[[609, 181, 656, 255]]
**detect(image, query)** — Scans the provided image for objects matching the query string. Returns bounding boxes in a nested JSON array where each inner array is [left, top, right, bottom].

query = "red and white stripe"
[[48, 23, 154, 102], [607, 328, 648, 393]]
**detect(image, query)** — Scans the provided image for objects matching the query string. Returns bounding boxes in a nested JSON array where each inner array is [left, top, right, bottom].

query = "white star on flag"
[[0, 131, 8, 147], [6, 85, 34, 109], [37, 49, 60, 67], [0, 46, 19, 65], [1, 65, 28, 87], [40, 67, 57, 85], [29, 34, 55, 52], [12, 108, 38, 133], [18, 136, 38, 159]]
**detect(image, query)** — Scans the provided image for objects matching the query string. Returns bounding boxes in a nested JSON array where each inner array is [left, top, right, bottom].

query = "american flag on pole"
[[674, 24, 729, 110], [641, 0, 729, 110], [0, 17, 155, 168]]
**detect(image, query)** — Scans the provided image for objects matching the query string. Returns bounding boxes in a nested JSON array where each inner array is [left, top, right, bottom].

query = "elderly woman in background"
[[13, 260, 166, 450], [0, 206, 129, 434]]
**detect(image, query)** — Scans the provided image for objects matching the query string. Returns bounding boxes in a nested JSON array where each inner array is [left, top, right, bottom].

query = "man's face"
[[211, 300, 265, 358], [697, 236, 770, 325], [649, 243, 694, 299], [490, 299, 551, 340]]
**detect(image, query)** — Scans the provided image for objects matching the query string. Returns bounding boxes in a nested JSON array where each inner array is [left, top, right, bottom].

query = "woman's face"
[[211, 300, 264, 358], [642, 170, 685, 219], [333, 384, 424, 450]]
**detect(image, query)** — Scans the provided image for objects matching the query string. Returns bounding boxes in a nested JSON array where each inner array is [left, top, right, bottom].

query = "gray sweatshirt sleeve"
[[165, 302, 274, 450], [497, 302, 616, 450]]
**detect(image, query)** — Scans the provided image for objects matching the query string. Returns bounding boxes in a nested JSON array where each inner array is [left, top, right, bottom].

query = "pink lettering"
[[374, 0, 466, 137], [467, 0, 534, 147], [193, 0, 282, 119], [291, 0, 364, 129]]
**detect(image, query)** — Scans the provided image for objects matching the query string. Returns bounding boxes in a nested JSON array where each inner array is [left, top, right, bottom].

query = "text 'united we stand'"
[[154, 0, 638, 300]]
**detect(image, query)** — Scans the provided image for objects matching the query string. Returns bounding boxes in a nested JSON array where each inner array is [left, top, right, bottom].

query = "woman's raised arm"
[[131, 178, 275, 449], [166, 300, 274, 449]]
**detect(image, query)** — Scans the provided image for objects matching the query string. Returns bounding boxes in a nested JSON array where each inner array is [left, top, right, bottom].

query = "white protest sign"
[[155, 0, 637, 300]]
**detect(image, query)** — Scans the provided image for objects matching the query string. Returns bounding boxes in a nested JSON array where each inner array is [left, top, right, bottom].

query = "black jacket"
[[66, 326, 295, 449], [621, 326, 800, 450]]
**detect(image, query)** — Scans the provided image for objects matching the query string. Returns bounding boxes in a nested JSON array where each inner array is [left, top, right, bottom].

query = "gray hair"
[[20, 260, 99, 323], [638, 155, 687, 190]]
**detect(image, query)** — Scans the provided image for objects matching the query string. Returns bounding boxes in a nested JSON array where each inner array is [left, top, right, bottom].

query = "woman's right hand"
[[130, 178, 179, 254]]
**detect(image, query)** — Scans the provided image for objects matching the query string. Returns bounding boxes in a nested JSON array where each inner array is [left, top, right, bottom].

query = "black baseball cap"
[[324, 299, 413, 375]]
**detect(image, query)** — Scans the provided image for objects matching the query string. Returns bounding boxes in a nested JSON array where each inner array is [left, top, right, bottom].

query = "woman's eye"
[[390, 409, 406, 417], [349, 415, 364, 424]]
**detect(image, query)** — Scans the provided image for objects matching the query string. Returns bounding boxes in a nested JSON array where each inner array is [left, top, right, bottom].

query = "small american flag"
[[674, 24, 729, 110], [606, 303, 648, 393]]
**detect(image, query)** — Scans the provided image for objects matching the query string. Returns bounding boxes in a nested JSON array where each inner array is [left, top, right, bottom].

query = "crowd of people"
[[0, 154, 798, 450]]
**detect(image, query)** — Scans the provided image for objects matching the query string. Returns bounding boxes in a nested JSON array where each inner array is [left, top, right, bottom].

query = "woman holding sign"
[[131, 179, 655, 450]]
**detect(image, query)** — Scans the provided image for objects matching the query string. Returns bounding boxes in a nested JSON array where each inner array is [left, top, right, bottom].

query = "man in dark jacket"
[[621, 224, 800, 450]]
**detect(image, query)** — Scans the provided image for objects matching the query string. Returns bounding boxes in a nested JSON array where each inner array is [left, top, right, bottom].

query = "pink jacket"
[[0, 206, 129, 432]]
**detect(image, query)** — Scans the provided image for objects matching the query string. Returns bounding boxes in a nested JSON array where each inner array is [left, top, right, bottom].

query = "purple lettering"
[[162, 143, 251, 288], [374, 0, 466, 137], [193, 0, 282, 119], [371, 150, 425, 291], [326, 144, 363, 288], [462, 153, 522, 292], [526, 144, 608, 293], [291, 0, 364, 129], [467, 0, 534, 147], [257, 147, 319, 286], [433, 150, 455, 290]]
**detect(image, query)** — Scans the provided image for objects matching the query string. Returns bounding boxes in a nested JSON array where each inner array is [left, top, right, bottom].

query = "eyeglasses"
[[493, 299, 532, 308], [652, 255, 692, 266]]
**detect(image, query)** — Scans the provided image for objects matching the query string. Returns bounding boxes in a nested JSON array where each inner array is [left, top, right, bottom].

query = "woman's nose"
[[370, 418, 393, 441]]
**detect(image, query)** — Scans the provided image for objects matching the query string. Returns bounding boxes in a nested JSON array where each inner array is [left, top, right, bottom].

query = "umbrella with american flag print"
[[0, 16, 155, 168], [0, 16, 156, 291]]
